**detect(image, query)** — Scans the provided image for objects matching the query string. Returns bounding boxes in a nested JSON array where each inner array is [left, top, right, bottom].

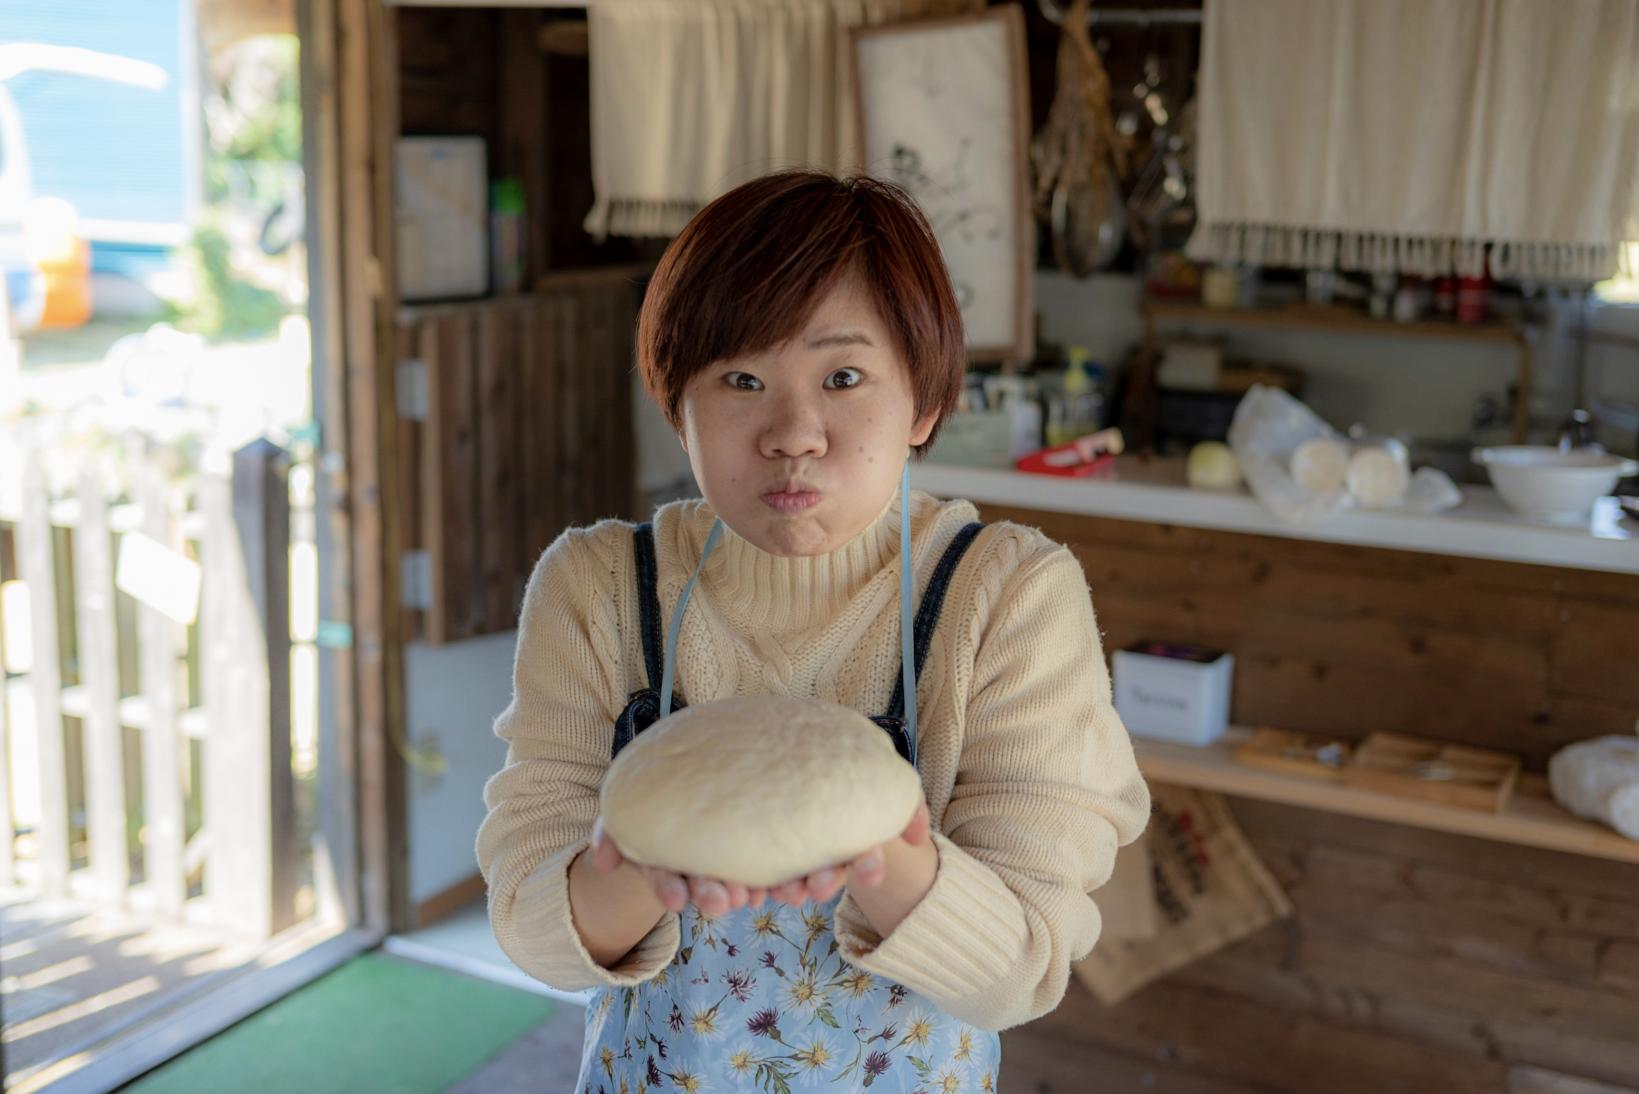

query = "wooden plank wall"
[[983, 506, 1636, 769], [396, 268, 645, 645], [975, 505, 1639, 1093]]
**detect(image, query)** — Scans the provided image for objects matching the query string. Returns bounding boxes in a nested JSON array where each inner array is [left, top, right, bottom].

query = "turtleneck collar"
[[682, 489, 923, 634]]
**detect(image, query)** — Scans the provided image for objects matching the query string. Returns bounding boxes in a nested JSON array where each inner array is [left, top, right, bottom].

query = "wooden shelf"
[[1134, 728, 1639, 865], [1142, 299, 1528, 345]]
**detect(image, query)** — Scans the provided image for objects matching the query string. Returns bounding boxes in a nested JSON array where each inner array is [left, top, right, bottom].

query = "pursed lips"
[[761, 482, 823, 514]]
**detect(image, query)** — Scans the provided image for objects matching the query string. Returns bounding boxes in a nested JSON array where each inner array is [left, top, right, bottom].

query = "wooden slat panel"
[[1000, 1017, 1271, 1094], [1552, 600, 1639, 704], [1307, 909, 1639, 1079], [580, 286, 604, 525], [1141, 798, 1639, 1089], [134, 468, 185, 915], [72, 469, 128, 901], [397, 321, 423, 646], [418, 318, 449, 645], [497, 8, 548, 283], [1020, 975, 1512, 1094], [555, 292, 586, 528], [536, 293, 563, 546], [438, 311, 480, 641], [1064, 533, 1562, 639], [202, 441, 297, 939], [1230, 797, 1639, 904], [396, 7, 498, 137], [477, 306, 517, 629], [515, 299, 552, 593], [611, 277, 640, 519], [592, 286, 619, 520], [19, 462, 70, 896], [1508, 1067, 1639, 1094]]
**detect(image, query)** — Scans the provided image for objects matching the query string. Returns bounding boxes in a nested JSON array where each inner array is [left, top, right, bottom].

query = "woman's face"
[[678, 276, 939, 557]]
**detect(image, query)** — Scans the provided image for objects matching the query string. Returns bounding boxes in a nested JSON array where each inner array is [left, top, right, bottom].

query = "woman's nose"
[[759, 394, 827, 460]]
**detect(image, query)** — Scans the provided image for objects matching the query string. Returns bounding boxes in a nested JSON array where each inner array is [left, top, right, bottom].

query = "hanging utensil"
[[1031, 0, 1129, 277]]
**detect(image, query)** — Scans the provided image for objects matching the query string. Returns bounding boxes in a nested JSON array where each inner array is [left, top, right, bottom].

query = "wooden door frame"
[[301, 0, 412, 937]]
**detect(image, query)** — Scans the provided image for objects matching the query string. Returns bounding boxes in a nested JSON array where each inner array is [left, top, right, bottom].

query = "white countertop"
[[911, 458, 1639, 576]]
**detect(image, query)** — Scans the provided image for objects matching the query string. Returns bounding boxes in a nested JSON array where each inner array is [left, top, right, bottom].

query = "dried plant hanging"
[[1030, 0, 1130, 276]]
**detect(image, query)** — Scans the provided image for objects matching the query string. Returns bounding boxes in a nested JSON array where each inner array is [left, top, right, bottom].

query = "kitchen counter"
[[912, 457, 1639, 575]]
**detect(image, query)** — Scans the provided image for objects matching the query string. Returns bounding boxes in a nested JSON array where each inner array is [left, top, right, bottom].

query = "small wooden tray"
[[1341, 732, 1522, 813], [1233, 727, 1355, 782]]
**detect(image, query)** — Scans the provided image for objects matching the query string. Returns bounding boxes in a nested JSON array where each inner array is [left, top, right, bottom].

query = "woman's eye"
[[826, 368, 863, 390], [724, 372, 763, 392]]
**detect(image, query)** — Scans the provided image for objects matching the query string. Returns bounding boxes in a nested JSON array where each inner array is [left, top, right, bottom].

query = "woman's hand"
[[587, 817, 771, 919], [843, 795, 932, 889], [585, 793, 933, 922], [764, 794, 933, 905]]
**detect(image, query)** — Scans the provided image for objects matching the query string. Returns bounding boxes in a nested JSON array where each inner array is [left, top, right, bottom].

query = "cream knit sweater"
[[476, 489, 1151, 1031]]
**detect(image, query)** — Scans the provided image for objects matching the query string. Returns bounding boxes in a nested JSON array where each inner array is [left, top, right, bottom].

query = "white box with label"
[[1111, 643, 1234, 747]]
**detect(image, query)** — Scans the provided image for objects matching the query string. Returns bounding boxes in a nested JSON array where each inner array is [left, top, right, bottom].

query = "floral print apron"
[[579, 468, 999, 1093]]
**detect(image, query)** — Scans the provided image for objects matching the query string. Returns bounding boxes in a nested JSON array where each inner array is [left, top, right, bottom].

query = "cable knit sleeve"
[[475, 526, 681, 991], [832, 540, 1151, 1030]]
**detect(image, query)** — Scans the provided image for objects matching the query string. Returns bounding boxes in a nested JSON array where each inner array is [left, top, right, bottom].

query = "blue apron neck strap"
[[898, 459, 917, 750], [660, 517, 723, 719], [659, 460, 919, 747]]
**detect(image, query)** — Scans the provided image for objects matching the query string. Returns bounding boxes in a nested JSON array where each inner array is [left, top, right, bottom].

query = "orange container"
[[37, 235, 91, 330]]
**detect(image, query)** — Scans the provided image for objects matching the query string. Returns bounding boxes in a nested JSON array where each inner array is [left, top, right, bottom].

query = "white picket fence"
[[0, 429, 300, 939]]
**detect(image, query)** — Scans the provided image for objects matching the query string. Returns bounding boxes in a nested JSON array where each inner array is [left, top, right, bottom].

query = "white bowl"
[[1472, 446, 1639, 523]]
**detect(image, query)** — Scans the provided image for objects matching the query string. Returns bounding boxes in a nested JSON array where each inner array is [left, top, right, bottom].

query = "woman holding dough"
[[477, 170, 1151, 1092]]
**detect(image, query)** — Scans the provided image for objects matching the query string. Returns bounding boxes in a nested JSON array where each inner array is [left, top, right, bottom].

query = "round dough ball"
[[600, 695, 923, 887], [1187, 441, 1242, 491], [1346, 446, 1410, 508], [1291, 436, 1349, 495]]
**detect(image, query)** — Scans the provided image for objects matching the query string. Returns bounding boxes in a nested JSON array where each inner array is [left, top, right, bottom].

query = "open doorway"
[[0, 2, 377, 1089]]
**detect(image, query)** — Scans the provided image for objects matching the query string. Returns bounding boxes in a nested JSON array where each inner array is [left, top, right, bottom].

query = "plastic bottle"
[[1047, 347, 1106, 446], [490, 178, 527, 294]]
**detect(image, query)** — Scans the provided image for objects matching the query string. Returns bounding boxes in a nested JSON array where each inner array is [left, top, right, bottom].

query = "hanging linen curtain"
[[583, 0, 982, 241], [1187, 0, 1639, 283]]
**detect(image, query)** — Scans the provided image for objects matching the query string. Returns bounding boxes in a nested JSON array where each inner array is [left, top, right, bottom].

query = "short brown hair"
[[636, 170, 966, 454]]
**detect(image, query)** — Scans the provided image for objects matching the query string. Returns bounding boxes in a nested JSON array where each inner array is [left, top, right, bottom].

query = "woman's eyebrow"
[[803, 330, 875, 349]]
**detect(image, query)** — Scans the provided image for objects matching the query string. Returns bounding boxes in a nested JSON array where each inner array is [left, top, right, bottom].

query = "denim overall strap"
[[632, 522, 665, 690], [611, 523, 683, 760], [872, 519, 985, 766], [896, 461, 917, 754]]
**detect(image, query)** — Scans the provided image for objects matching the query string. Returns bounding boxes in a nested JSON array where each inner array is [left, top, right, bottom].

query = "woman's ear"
[[909, 410, 940, 448]]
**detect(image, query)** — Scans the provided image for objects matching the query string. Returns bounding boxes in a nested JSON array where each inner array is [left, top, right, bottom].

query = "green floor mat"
[[123, 953, 556, 1094]]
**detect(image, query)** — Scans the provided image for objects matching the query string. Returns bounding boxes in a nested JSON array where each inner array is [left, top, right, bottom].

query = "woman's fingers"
[[746, 886, 769, 907], [640, 865, 690, 913], [849, 845, 887, 888], [588, 817, 625, 872], [805, 865, 846, 904], [689, 876, 731, 918], [721, 879, 750, 910], [900, 799, 931, 846], [772, 879, 807, 906]]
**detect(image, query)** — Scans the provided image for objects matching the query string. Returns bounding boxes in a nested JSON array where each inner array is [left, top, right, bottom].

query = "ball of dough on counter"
[[600, 695, 924, 886], [1346, 446, 1410, 508], [1291, 436, 1349, 495], [1187, 441, 1243, 491]]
